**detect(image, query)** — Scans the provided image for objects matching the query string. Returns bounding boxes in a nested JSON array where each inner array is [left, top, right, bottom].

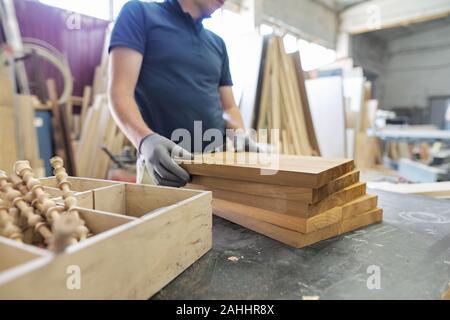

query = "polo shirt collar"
[[166, 0, 204, 32]]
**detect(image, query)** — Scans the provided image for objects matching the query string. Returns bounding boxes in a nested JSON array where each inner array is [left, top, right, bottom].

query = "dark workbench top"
[[154, 190, 450, 300]]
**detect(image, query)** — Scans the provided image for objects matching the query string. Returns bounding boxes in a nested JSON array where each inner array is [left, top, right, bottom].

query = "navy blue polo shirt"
[[109, 0, 233, 152]]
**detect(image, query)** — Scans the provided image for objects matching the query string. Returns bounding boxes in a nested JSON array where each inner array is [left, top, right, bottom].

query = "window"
[[259, 24, 337, 72], [297, 38, 337, 72]]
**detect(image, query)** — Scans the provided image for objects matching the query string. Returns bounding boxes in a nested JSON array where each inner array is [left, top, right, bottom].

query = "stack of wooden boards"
[[184, 152, 383, 248], [254, 36, 320, 156]]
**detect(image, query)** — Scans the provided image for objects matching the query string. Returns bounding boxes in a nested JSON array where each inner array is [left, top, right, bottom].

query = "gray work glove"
[[139, 133, 192, 187]]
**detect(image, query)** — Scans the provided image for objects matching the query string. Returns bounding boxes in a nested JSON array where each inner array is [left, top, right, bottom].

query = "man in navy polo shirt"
[[108, 0, 261, 187]]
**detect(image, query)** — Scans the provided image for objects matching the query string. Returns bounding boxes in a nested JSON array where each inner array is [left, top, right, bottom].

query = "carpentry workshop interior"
[[0, 0, 449, 303]]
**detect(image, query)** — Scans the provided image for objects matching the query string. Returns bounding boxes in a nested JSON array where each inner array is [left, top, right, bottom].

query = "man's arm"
[[108, 47, 191, 187], [219, 86, 275, 153], [219, 86, 245, 130], [108, 47, 153, 149]]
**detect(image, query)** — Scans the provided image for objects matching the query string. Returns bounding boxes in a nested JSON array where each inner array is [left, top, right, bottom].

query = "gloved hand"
[[228, 130, 276, 153], [139, 133, 192, 187]]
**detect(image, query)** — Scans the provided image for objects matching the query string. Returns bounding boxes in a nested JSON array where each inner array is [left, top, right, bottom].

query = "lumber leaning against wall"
[[76, 95, 126, 179], [255, 36, 319, 156]]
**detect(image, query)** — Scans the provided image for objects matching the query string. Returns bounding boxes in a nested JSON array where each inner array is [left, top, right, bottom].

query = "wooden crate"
[[0, 178, 212, 299]]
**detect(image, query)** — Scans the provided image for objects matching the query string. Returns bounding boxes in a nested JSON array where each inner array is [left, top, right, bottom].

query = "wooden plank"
[[182, 152, 354, 188], [74, 191, 95, 210], [76, 95, 110, 177], [0, 191, 212, 299], [0, 238, 44, 273], [0, 76, 14, 107], [275, 37, 311, 155], [80, 86, 92, 127], [340, 208, 383, 233], [341, 194, 378, 219], [60, 102, 77, 176], [290, 52, 320, 156], [279, 37, 314, 155], [77, 208, 136, 234], [190, 175, 314, 202], [0, 106, 18, 174], [190, 170, 359, 204], [46, 79, 70, 171], [93, 185, 126, 214], [251, 35, 270, 129], [193, 181, 366, 218], [76, 97, 98, 176], [39, 176, 122, 192], [15, 95, 41, 170], [368, 181, 450, 199], [125, 184, 207, 218], [313, 170, 360, 203], [92, 116, 119, 179], [92, 183, 206, 218], [256, 37, 275, 131], [202, 190, 376, 234], [214, 200, 382, 248], [211, 197, 342, 233]]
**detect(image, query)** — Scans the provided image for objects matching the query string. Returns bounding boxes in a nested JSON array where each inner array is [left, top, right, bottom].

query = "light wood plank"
[[182, 152, 354, 188], [190, 170, 359, 204], [93, 183, 207, 218], [211, 198, 342, 233], [39, 176, 122, 192], [341, 194, 378, 219], [0, 239, 44, 273], [193, 181, 366, 218], [0, 106, 18, 174], [214, 200, 382, 248]]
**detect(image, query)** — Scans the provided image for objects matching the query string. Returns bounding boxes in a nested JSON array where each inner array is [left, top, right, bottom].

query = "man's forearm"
[[223, 105, 245, 130], [108, 92, 153, 149]]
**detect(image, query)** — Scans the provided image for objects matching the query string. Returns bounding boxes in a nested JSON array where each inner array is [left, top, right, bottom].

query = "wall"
[[1, 0, 109, 98], [256, 0, 337, 49], [351, 32, 387, 102], [382, 23, 450, 109]]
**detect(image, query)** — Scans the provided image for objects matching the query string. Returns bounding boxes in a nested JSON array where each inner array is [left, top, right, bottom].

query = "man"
[[108, 0, 261, 187]]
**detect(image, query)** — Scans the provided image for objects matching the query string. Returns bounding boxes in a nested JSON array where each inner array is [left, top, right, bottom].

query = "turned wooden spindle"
[[0, 198, 23, 242], [14, 161, 61, 224], [9, 173, 33, 202], [50, 156, 89, 241], [14, 161, 78, 245], [8, 207, 21, 227], [49, 214, 82, 253], [0, 170, 52, 244]]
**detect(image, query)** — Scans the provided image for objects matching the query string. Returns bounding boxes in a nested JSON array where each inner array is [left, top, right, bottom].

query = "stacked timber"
[[183, 152, 383, 248], [255, 36, 320, 156]]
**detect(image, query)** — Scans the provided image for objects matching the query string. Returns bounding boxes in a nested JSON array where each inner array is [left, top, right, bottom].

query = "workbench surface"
[[154, 190, 450, 300]]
